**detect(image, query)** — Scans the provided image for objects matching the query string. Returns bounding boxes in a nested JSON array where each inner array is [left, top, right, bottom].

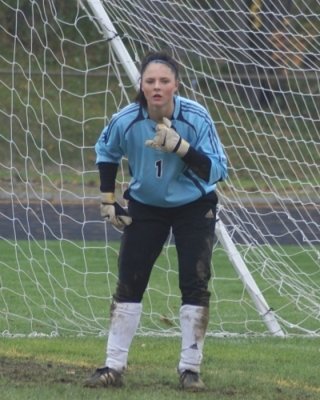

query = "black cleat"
[[179, 370, 206, 391], [84, 366, 123, 388]]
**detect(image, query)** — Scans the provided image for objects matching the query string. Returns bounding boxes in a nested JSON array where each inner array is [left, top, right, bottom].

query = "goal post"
[[84, 0, 285, 337], [80, 0, 140, 91], [0, 0, 319, 338], [215, 220, 284, 336]]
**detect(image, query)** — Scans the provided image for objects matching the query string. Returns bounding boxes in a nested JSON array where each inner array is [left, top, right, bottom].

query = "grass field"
[[1, 336, 320, 399], [1, 239, 320, 337], [1, 240, 320, 399]]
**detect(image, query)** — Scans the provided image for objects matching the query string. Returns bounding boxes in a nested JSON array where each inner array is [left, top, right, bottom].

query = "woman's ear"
[[174, 79, 179, 92]]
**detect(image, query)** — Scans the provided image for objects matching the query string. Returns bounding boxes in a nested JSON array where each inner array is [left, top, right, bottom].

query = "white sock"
[[105, 302, 142, 371], [178, 304, 209, 374]]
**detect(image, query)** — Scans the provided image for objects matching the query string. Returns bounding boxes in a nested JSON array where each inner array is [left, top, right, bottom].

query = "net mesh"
[[0, 0, 319, 337]]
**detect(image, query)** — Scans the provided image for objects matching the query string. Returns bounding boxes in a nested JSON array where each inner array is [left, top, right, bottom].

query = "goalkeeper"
[[85, 51, 228, 391]]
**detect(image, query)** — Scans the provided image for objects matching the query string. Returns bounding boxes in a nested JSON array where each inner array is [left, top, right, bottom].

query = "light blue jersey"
[[95, 95, 227, 207]]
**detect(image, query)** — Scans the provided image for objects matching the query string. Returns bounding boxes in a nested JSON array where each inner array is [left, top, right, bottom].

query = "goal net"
[[0, 0, 319, 337]]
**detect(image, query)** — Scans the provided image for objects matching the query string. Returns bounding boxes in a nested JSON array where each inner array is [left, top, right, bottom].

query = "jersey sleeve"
[[195, 116, 228, 185], [95, 122, 124, 164], [182, 147, 211, 182]]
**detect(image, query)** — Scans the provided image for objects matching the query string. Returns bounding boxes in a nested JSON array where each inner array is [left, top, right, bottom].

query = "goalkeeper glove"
[[100, 193, 132, 229], [145, 117, 190, 157]]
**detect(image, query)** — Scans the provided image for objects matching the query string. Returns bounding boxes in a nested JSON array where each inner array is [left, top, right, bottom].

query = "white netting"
[[0, 0, 319, 337]]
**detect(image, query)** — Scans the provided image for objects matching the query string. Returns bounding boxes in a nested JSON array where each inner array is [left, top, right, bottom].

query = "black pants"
[[114, 192, 218, 307]]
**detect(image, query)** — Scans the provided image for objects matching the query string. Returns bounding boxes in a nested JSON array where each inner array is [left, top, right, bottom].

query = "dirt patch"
[[0, 356, 91, 387]]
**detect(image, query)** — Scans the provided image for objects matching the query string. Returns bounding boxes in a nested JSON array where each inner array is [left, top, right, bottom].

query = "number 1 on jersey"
[[155, 159, 162, 178]]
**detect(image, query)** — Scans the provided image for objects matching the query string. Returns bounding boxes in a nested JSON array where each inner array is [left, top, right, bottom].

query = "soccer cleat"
[[179, 370, 206, 391], [84, 366, 123, 388]]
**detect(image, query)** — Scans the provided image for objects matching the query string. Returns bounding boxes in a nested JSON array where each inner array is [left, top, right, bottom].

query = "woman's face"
[[140, 62, 178, 115]]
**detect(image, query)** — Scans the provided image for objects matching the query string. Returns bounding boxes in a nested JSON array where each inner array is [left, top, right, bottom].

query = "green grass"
[[1, 240, 320, 337], [1, 225, 319, 394], [1, 336, 320, 399]]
